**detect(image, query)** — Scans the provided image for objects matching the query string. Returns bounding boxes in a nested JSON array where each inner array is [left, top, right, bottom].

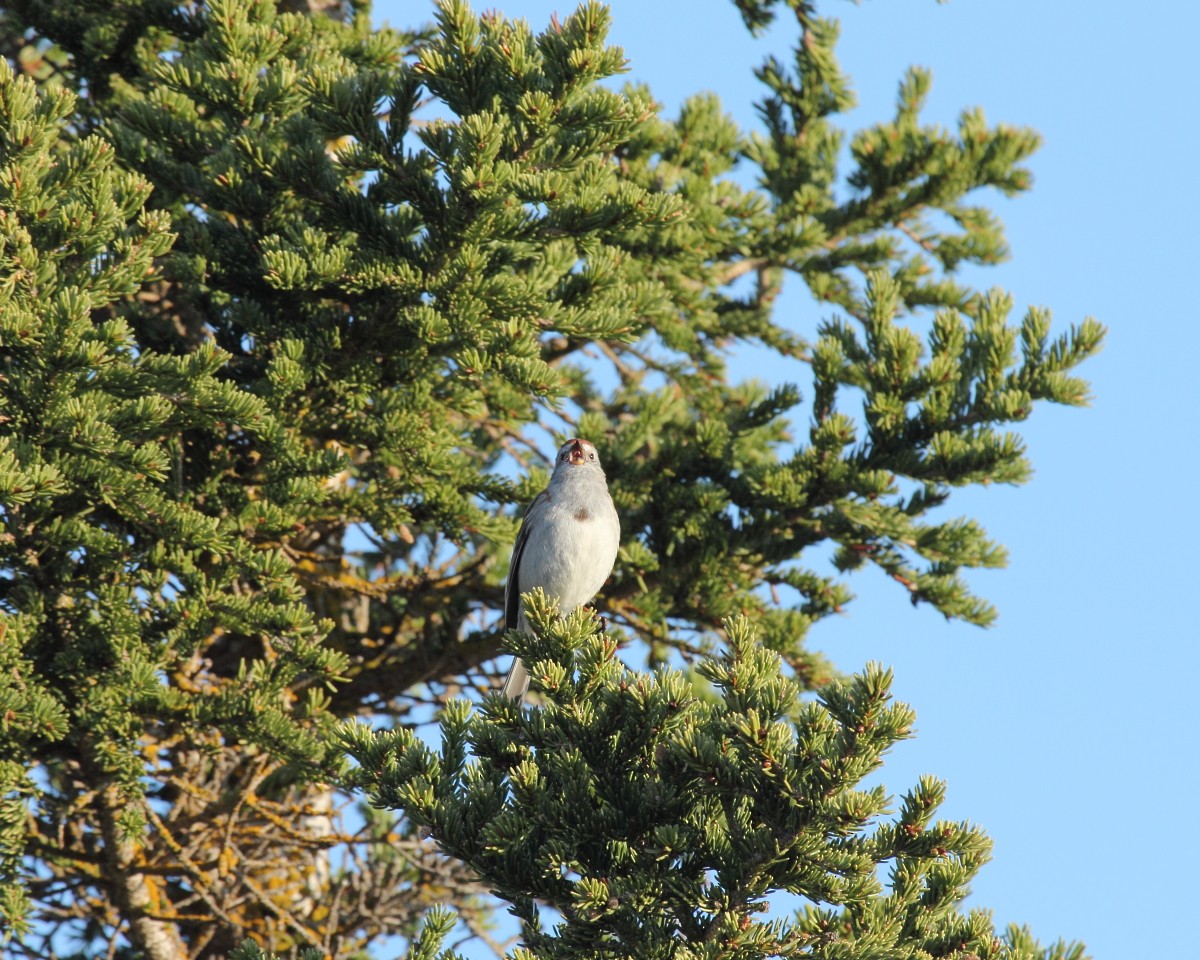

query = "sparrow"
[[501, 437, 620, 700]]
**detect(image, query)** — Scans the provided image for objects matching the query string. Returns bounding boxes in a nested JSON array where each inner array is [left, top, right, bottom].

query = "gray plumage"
[[502, 438, 620, 700]]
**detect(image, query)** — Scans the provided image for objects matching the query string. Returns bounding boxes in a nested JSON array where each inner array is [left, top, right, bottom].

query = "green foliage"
[[0, 51, 350, 937], [0, 0, 1102, 956], [346, 604, 1084, 959]]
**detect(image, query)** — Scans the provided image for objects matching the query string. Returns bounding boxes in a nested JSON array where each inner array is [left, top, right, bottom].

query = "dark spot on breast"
[[575, 507, 591, 521]]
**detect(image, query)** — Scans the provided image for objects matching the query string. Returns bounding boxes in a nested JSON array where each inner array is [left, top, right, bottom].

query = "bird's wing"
[[504, 490, 548, 630]]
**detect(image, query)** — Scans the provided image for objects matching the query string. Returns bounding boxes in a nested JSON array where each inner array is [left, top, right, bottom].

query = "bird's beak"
[[567, 439, 586, 464]]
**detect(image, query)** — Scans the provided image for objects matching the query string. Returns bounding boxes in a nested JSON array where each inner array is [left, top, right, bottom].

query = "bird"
[[501, 437, 620, 701]]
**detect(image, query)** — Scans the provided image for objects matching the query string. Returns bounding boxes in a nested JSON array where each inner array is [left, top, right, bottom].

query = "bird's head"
[[556, 437, 600, 469]]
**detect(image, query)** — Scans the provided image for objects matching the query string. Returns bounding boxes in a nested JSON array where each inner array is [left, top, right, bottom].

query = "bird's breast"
[[517, 496, 618, 610]]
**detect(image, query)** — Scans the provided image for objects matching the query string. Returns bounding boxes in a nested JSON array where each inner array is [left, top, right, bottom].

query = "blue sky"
[[373, 1, 1199, 956]]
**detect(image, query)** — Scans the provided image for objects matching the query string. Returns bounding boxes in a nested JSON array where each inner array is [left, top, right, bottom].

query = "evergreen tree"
[[0, 0, 1102, 958]]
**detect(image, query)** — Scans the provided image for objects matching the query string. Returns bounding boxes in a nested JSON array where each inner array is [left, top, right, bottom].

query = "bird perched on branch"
[[502, 437, 620, 701]]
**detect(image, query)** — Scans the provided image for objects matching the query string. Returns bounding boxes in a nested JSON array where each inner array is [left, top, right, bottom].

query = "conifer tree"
[[0, 0, 1102, 958]]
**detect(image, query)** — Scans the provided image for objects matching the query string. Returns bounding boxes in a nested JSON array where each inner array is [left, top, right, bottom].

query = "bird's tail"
[[502, 657, 530, 701]]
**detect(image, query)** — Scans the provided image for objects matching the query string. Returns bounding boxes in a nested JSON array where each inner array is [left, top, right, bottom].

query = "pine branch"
[[0, 0, 1102, 955], [90, 770, 187, 960]]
